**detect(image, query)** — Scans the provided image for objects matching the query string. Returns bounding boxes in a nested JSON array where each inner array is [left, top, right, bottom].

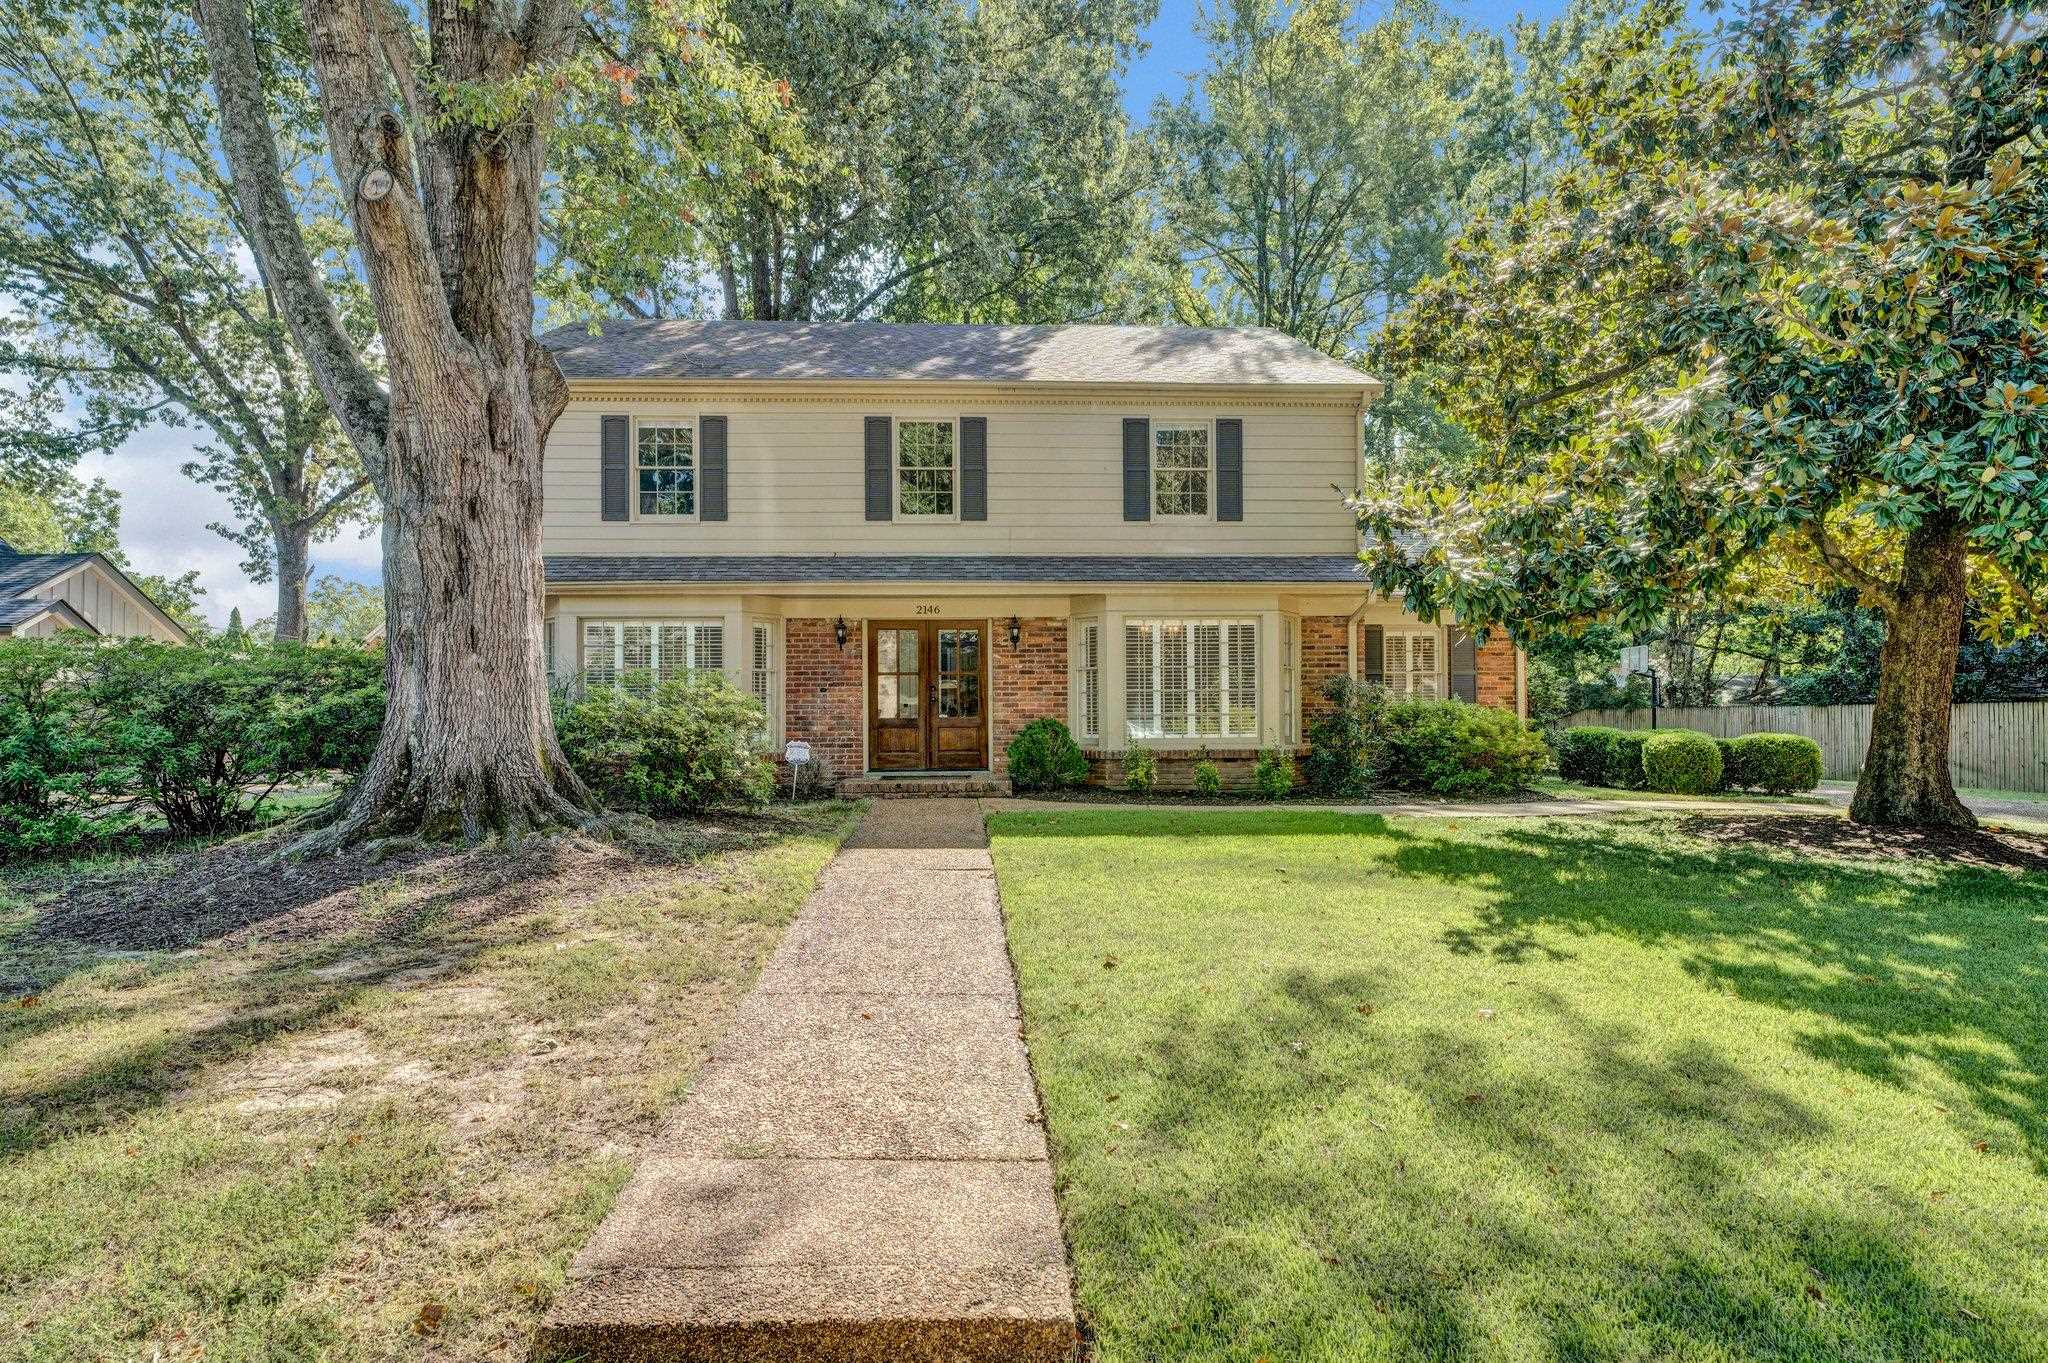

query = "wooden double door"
[[868, 620, 988, 771]]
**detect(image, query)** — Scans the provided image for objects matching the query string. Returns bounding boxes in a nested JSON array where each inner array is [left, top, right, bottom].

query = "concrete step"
[[837, 772, 1012, 798]]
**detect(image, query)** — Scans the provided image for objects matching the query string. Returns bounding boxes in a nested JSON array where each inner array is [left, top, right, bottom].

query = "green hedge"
[[1005, 717, 1088, 791], [1725, 732, 1824, 793], [1641, 729, 1723, 794], [1554, 725, 1622, 784], [1380, 700, 1549, 796], [554, 674, 773, 814]]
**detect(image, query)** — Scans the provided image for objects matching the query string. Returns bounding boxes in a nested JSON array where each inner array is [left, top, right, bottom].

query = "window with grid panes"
[[581, 620, 723, 691], [1123, 619, 1257, 739], [897, 420, 956, 516], [1152, 424, 1210, 516], [636, 422, 695, 517]]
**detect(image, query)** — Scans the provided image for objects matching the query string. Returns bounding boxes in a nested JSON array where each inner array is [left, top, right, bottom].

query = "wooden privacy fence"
[[1560, 701, 2048, 792]]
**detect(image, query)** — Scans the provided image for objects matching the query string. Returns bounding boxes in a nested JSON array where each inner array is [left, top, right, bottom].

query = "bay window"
[[582, 620, 723, 691], [1124, 618, 1258, 740]]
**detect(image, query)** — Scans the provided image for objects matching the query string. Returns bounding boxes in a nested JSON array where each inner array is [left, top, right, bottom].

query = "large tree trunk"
[[272, 522, 311, 643], [1849, 519, 1975, 829]]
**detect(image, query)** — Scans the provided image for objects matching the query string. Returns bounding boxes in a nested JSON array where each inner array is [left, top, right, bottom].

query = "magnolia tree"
[[1364, 0, 2047, 828], [193, 0, 778, 842]]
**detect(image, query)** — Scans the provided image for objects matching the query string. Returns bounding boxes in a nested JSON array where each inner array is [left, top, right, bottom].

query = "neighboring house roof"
[[0, 540, 190, 641], [545, 553, 1375, 586], [540, 320, 1380, 391]]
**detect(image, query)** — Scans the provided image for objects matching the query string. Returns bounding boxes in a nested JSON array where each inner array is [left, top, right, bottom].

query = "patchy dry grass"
[[0, 804, 858, 1363]]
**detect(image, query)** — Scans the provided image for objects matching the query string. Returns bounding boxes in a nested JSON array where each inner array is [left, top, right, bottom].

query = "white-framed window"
[[544, 617, 557, 682], [582, 619, 723, 691], [897, 419, 956, 517], [636, 420, 696, 518], [1152, 423, 1211, 517], [1281, 615, 1298, 744], [1124, 618, 1257, 740], [749, 622, 777, 738], [1071, 619, 1101, 743], [1385, 630, 1440, 698]]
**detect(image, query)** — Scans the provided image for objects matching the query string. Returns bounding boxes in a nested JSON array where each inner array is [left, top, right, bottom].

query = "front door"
[[867, 621, 988, 771]]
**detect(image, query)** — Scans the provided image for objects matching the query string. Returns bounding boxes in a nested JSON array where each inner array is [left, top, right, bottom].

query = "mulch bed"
[[1678, 813, 2048, 872]]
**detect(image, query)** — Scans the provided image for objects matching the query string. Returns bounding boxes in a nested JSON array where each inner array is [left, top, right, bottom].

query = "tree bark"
[[1849, 519, 1976, 829], [198, 0, 593, 846], [273, 521, 311, 643]]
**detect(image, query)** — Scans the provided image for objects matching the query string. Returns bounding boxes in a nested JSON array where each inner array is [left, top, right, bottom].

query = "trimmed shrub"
[[1607, 730, 1651, 788], [88, 638, 385, 837], [1715, 738, 1739, 790], [1727, 732, 1824, 793], [556, 674, 773, 814], [0, 635, 128, 855], [1641, 729, 1723, 794], [1554, 726, 1622, 784], [1120, 745, 1158, 792], [1381, 700, 1549, 796], [1005, 717, 1088, 791], [1192, 758, 1222, 796], [1302, 676, 1387, 796], [1252, 749, 1294, 799]]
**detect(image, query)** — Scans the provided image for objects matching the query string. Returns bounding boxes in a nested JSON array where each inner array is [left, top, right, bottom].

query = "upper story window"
[[1153, 424, 1210, 517], [897, 420, 956, 517], [637, 421, 696, 518]]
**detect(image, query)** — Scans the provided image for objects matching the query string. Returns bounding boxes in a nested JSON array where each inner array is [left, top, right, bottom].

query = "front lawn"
[[990, 808, 2048, 1362], [0, 805, 857, 1362]]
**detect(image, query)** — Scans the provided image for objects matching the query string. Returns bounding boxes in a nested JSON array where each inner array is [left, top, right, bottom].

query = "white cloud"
[[78, 424, 382, 627]]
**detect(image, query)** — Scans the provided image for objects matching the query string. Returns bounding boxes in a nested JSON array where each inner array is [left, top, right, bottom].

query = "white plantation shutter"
[[1227, 623, 1258, 735], [693, 624, 724, 673], [1280, 617, 1297, 744], [1124, 619, 1258, 741], [1384, 632, 1410, 687], [1192, 623, 1222, 736], [583, 622, 620, 689], [1124, 623, 1157, 738], [1409, 632, 1439, 698], [653, 624, 688, 683]]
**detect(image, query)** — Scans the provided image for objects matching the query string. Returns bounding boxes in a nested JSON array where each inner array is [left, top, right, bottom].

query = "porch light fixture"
[[1007, 616, 1021, 648], [834, 616, 848, 650]]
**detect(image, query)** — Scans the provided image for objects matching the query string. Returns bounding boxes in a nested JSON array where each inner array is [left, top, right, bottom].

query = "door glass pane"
[[877, 630, 897, 671], [957, 631, 979, 673], [955, 672, 980, 718], [876, 675, 897, 719], [939, 630, 956, 673], [893, 630, 919, 674]]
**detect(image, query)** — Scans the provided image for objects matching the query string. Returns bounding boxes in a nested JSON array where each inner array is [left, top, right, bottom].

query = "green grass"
[[990, 808, 2048, 1363], [0, 804, 859, 1362], [1959, 786, 2048, 805]]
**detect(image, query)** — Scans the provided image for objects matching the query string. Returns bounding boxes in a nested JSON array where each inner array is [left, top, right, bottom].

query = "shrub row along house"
[[538, 321, 1525, 790]]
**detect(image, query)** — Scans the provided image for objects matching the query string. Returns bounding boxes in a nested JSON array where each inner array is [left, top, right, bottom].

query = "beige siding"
[[29, 563, 182, 641], [542, 390, 1363, 556]]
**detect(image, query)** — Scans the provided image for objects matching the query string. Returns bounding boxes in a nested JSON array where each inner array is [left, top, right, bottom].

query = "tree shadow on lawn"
[[1064, 968, 2029, 1362], [0, 812, 831, 1160], [1388, 818, 2048, 1174]]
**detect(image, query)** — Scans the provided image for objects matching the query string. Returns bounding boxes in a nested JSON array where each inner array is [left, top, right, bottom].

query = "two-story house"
[[538, 321, 1523, 790]]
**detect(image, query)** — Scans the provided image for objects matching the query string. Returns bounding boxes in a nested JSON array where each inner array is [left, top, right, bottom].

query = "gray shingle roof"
[[540, 321, 1379, 389], [0, 551, 92, 597], [545, 554, 1373, 586]]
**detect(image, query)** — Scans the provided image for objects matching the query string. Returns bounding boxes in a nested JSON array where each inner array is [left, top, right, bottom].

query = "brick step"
[[837, 773, 1012, 799]]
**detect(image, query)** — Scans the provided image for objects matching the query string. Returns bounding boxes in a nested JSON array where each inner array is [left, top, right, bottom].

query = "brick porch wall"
[[1476, 634, 1519, 711], [991, 617, 1067, 774], [784, 618, 864, 779], [1300, 615, 1350, 721]]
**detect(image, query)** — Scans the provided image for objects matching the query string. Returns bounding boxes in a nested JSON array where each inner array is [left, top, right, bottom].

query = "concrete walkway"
[[538, 799, 1076, 1363]]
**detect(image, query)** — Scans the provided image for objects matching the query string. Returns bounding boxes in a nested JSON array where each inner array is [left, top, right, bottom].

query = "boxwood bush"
[[555, 674, 773, 814], [1252, 748, 1294, 799], [1004, 717, 1088, 791], [1726, 732, 1824, 793], [1606, 730, 1652, 788], [1554, 725, 1623, 784], [1120, 745, 1158, 792], [1641, 729, 1723, 794], [1302, 676, 1386, 796], [1380, 700, 1548, 796], [1192, 758, 1222, 796]]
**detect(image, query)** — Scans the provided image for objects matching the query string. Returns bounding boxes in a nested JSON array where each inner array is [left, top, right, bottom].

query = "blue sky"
[[100, 0, 1573, 627]]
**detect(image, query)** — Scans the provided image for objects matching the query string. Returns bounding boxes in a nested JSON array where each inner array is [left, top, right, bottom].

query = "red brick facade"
[[1300, 614, 1351, 720], [1476, 634, 1519, 712], [990, 617, 1067, 774], [783, 617, 864, 779]]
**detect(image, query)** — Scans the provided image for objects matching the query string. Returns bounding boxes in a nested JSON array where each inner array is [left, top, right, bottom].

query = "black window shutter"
[[1216, 417, 1244, 521], [1122, 417, 1150, 522], [699, 416, 728, 521], [864, 416, 892, 521], [1448, 627, 1477, 701], [1362, 624, 1385, 684], [600, 415, 630, 521], [959, 416, 987, 521]]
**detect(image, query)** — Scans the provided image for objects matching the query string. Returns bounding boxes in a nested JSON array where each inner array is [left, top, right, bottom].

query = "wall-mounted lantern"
[[1007, 616, 1022, 648], [834, 616, 849, 650]]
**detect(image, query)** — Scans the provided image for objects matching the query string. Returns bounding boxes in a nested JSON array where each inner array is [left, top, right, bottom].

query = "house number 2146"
[[913, 604, 941, 616]]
